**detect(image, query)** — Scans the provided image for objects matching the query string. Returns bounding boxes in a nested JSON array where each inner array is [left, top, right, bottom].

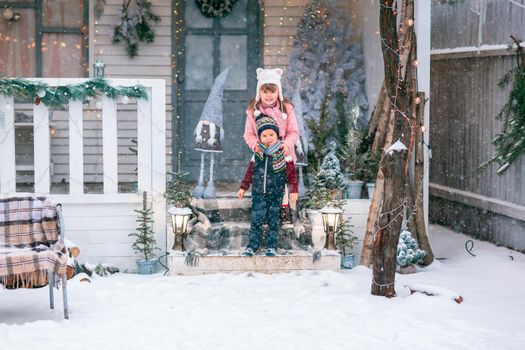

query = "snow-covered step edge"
[[167, 254, 341, 276]]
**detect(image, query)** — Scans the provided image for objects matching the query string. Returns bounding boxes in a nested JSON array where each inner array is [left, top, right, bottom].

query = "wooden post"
[[371, 0, 415, 297], [414, 92, 434, 265]]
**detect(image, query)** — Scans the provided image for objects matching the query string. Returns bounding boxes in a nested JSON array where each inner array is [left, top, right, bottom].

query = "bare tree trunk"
[[360, 109, 394, 267], [371, 0, 415, 297], [368, 82, 386, 137], [414, 92, 435, 265], [371, 97, 392, 153]]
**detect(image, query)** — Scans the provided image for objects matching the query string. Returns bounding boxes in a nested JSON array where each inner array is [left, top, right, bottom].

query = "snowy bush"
[[397, 230, 426, 267], [317, 141, 347, 191]]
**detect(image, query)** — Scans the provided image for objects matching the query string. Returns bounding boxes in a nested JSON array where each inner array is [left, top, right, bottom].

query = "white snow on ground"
[[1, 225, 524, 350]]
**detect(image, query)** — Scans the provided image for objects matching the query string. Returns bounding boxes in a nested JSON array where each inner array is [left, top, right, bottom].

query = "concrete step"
[[167, 250, 341, 275], [191, 194, 251, 223]]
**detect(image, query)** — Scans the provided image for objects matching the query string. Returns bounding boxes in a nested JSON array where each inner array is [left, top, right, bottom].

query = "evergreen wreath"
[[0, 78, 147, 110], [113, 0, 161, 58], [195, 0, 238, 18], [479, 35, 525, 175]]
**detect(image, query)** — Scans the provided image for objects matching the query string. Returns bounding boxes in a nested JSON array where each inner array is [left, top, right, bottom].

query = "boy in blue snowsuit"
[[237, 115, 298, 257]]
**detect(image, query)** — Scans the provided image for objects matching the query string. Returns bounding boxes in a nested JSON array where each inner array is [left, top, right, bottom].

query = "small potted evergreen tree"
[[164, 154, 192, 250], [129, 191, 160, 274], [335, 215, 358, 269]]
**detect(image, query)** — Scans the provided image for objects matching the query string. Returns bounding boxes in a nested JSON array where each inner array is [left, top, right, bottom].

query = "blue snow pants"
[[247, 192, 282, 250]]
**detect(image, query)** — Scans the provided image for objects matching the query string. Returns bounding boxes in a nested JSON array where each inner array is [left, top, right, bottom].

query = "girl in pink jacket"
[[243, 68, 299, 162]]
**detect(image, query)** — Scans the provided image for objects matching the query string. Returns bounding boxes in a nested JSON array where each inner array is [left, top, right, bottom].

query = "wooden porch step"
[[167, 251, 341, 275]]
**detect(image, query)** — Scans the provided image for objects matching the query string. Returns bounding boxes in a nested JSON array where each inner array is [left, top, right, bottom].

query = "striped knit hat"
[[256, 114, 279, 139]]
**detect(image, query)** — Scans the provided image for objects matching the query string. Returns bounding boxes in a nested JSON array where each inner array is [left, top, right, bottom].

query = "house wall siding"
[[90, 0, 173, 182]]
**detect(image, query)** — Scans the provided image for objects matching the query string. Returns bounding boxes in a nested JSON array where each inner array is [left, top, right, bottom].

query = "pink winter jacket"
[[243, 101, 299, 162]]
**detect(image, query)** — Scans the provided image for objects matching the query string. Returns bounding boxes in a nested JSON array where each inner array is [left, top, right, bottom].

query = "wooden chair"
[[0, 195, 69, 319]]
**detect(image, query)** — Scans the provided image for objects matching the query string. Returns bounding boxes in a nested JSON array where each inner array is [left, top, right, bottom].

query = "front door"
[[174, 0, 261, 182]]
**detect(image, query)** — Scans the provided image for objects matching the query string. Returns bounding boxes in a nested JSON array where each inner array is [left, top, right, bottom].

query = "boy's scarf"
[[257, 140, 286, 172]]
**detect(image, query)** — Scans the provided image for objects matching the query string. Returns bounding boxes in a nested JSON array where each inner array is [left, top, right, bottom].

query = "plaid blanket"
[[0, 195, 67, 288]]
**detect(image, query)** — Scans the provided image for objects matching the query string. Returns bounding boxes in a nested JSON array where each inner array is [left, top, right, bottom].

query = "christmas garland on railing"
[[479, 36, 525, 175], [195, 0, 238, 18], [0, 78, 148, 110]]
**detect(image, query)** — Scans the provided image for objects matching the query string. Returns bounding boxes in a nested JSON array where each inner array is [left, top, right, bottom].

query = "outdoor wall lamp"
[[93, 59, 106, 78], [320, 206, 343, 250], [168, 207, 192, 251]]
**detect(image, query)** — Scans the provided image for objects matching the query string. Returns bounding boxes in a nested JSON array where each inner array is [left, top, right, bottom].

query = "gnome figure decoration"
[[193, 68, 230, 199]]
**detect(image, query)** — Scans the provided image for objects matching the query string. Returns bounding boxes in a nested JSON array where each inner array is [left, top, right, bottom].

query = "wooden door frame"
[[171, 0, 263, 173]]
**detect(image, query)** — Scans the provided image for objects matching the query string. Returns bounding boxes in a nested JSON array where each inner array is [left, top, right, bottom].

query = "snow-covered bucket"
[[136, 259, 158, 274], [345, 180, 364, 199], [306, 209, 325, 249]]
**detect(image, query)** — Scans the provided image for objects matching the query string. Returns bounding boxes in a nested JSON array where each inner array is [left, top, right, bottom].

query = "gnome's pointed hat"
[[198, 68, 230, 128], [194, 68, 230, 143]]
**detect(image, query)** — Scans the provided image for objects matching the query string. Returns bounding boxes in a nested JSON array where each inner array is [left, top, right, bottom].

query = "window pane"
[[185, 35, 213, 90], [0, 9, 37, 77], [42, 34, 84, 77], [186, 0, 213, 28], [220, 35, 247, 90], [220, 0, 247, 29], [43, 0, 84, 27]]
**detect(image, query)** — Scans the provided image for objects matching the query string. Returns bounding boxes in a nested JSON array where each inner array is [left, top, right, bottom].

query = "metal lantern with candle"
[[93, 59, 105, 78], [320, 205, 343, 250], [168, 207, 192, 251]]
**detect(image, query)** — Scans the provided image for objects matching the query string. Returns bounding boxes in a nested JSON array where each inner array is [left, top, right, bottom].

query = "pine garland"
[[479, 36, 525, 175], [113, 0, 161, 58], [0, 77, 147, 110], [195, 0, 238, 18]]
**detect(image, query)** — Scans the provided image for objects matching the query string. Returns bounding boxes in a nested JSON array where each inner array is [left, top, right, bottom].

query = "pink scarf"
[[258, 101, 286, 138]]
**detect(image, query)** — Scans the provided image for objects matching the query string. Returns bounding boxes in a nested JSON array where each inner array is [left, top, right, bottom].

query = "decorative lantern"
[[320, 206, 343, 250], [93, 59, 105, 78], [168, 207, 193, 251]]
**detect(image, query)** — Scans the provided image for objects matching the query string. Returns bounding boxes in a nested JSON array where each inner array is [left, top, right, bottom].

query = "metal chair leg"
[[62, 274, 69, 319], [49, 273, 55, 309]]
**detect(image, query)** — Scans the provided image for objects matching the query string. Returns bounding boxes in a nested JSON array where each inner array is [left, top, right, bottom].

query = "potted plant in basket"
[[129, 191, 160, 274]]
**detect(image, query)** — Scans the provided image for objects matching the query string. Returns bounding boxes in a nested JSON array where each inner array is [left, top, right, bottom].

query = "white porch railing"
[[0, 78, 167, 270]]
